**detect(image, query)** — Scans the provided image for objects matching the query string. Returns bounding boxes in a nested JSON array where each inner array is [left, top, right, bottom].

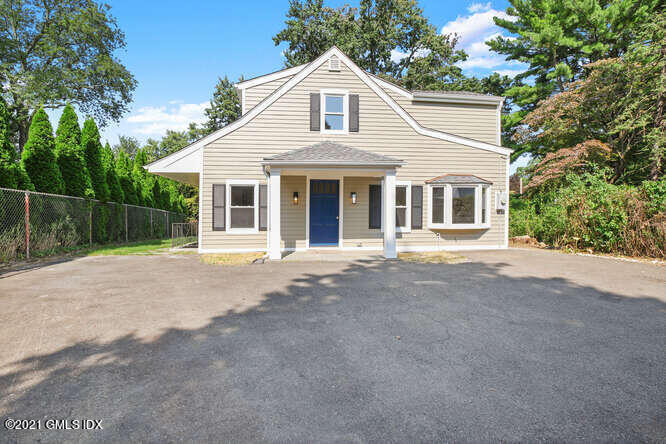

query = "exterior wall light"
[[350, 192, 357, 204], [293, 191, 299, 205]]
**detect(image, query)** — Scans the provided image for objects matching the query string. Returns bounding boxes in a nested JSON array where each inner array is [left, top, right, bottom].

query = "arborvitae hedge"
[[55, 104, 94, 198], [0, 98, 33, 190], [102, 142, 124, 203], [115, 151, 138, 205], [81, 118, 110, 201], [132, 149, 150, 206], [21, 108, 65, 194]]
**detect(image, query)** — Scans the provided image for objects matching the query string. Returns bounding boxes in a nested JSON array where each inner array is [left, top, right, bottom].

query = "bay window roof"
[[425, 174, 492, 185]]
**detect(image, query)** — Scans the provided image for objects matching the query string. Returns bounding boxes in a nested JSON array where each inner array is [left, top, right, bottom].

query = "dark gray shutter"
[[259, 184, 267, 231], [310, 93, 320, 131], [212, 184, 225, 231], [412, 185, 423, 229], [349, 94, 359, 132], [369, 184, 382, 229]]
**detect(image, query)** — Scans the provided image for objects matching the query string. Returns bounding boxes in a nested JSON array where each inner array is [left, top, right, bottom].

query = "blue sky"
[[57, 0, 528, 169]]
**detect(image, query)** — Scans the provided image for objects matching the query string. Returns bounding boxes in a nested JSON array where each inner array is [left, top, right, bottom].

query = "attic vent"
[[328, 56, 340, 71]]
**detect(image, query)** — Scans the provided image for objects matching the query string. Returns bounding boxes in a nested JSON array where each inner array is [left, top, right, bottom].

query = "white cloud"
[[494, 69, 523, 78], [467, 2, 491, 13], [126, 101, 208, 136], [441, 4, 526, 75]]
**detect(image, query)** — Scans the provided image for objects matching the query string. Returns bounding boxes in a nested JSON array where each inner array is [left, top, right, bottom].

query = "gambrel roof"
[[146, 46, 511, 174]]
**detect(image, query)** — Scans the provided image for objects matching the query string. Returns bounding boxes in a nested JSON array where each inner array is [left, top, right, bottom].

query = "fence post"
[[166, 211, 169, 238], [150, 209, 153, 238], [89, 204, 93, 247], [24, 192, 30, 259], [125, 204, 128, 243]]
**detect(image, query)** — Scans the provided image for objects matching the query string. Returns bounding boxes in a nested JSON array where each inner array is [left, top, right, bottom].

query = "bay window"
[[428, 183, 491, 229]]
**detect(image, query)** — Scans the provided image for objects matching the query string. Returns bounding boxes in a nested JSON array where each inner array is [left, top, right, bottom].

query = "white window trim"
[[320, 89, 349, 135], [226, 179, 259, 234], [428, 183, 491, 230], [381, 180, 411, 233]]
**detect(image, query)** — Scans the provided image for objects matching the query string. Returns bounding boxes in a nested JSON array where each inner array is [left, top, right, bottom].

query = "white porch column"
[[383, 169, 397, 259], [268, 169, 281, 260]]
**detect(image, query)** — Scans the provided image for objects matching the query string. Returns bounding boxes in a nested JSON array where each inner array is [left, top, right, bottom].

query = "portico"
[[262, 142, 405, 260]]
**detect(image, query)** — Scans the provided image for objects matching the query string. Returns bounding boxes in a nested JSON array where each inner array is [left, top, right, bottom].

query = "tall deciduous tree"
[[20, 108, 64, 193], [81, 118, 109, 201], [102, 142, 124, 203], [0, 97, 32, 190], [55, 104, 93, 198], [487, 0, 661, 157], [516, 13, 665, 185], [0, 0, 137, 151], [273, 0, 467, 88], [113, 135, 141, 159]]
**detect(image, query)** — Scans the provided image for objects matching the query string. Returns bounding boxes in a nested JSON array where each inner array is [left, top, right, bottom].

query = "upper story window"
[[324, 94, 345, 131], [311, 89, 359, 134]]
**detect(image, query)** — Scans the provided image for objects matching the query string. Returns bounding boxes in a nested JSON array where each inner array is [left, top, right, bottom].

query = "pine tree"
[[55, 104, 94, 198], [204, 76, 241, 133], [115, 150, 138, 205], [20, 108, 64, 193], [81, 118, 110, 201], [102, 142, 124, 203], [0, 97, 33, 190], [487, 0, 661, 156]]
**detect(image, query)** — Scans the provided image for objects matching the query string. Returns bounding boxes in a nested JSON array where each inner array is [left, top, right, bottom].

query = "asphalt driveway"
[[0, 249, 664, 442]]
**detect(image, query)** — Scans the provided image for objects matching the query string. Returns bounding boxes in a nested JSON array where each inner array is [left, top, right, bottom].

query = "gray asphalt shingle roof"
[[425, 174, 492, 184], [263, 141, 403, 165]]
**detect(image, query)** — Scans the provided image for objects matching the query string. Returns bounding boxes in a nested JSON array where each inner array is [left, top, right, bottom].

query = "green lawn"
[[86, 239, 174, 256]]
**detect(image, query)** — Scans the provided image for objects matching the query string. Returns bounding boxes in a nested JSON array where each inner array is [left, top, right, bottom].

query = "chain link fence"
[[171, 222, 198, 249], [0, 187, 189, 263]]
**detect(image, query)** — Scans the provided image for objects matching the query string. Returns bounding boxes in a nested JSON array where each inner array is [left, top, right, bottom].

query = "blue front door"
[[310, 180, 339, 246]]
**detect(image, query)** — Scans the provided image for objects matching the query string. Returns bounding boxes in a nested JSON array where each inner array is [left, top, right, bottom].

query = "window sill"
[[226, 228, 260, 234], [320, 129, 349, 135], [429, 224, 490, 230]]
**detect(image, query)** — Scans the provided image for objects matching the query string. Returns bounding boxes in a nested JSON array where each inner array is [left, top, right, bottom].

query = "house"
[[146, 46, 511, 260]]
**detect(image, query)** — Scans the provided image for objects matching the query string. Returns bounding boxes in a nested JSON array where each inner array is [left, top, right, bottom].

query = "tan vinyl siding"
[[244, 76, 293, 112], [202, 58, 507, 250], [380, 86, 499, 145], [200, 176, 266, 251], [281, 176, 306, 250], [343, 177, 382, 248]]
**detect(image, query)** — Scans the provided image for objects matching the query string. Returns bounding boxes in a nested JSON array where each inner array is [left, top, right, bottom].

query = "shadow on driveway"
[[0, 252, 664, 442]]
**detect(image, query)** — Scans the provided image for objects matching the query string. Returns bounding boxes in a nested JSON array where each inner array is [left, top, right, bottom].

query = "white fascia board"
[[329, 50, 513, 156], [235, 64, 307, 90], [370, 75, 413, 99], [145, 142, 202, 173], [261, 160, 406, 167], [176, 46, 513, 158], [371, 74, 504, 106], [412, 94, 504, 105]]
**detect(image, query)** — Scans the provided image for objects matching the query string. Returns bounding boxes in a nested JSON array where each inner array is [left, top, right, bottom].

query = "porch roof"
[[262, 141, 405, 167]]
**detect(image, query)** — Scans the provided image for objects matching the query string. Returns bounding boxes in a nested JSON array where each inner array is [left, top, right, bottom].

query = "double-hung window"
[[380, 180, 411, 232], [429, 183, 491, 229], [321, 90, 348, 134], [226, 180, 259, 233]]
